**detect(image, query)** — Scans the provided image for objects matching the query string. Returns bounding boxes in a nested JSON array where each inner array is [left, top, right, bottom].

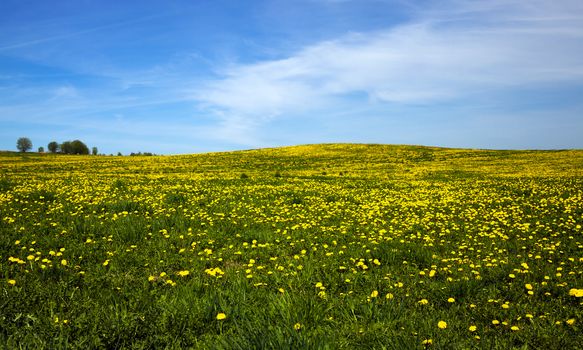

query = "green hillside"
[[1, 144, 582, 349]]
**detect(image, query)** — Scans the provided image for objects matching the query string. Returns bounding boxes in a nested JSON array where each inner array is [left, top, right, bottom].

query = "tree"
[[92, 147, 98, 156], [70, 140, 89, 155], [16, 137, 32, 152], [60, 141, 73, 154], [38, 146, 44, 153], [59, 140, 89, 154], [48, 141, 59, 153]]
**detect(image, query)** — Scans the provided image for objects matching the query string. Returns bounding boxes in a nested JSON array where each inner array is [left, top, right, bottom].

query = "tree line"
[[16, 137, 98, 155]]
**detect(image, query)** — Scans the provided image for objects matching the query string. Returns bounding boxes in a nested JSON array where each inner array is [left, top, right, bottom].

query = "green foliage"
[[16, 137, 32, 152], [59, 140, 90, 155], [60, 141, 73, 154], [0, 177, 12, 192], [48, 141, 59, 153], [70, 140, 89, 155]]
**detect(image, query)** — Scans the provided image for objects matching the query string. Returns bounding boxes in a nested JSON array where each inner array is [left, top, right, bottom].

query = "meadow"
[[1, 144, 582, 349]]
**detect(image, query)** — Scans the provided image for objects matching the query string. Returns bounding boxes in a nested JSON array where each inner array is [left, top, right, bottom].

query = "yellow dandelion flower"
[[371, 290, 379, 298], [566, 319, 575, 325], [447, 297, 455, 303], [294, 323, 302, 330], [492, 320, 500, 325], [511, 326, 519, 331], [216, 313, 227, 320], [386, 293, 394, 300], [61, 259, 67, 266], [438, 321, 447, 329], [422, 339, 432, 345], [525, 284, 533, 290], [8, 279, 16, 286], [469, 325, 477, 332], [177, 270, 190, 277], [418, 299, 429, 305]]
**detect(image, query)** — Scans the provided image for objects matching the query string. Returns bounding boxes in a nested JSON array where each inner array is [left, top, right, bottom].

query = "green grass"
[[1, 144, 582, 349]]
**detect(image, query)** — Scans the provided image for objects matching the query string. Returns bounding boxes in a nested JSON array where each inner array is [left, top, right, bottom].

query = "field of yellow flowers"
[[1, 144, 582, 349]]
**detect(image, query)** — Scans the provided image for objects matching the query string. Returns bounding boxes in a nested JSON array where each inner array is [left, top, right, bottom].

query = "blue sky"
[[1, 0, 583, 154]]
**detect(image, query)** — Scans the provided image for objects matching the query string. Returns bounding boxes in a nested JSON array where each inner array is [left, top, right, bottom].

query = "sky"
[[1, 0, 583, 154]]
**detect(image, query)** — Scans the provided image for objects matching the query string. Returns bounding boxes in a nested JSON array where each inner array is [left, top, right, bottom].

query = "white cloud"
[[195, 0, 583, 127]]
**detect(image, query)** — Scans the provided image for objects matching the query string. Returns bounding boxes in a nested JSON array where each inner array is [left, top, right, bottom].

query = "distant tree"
[[117, 152, 122, 156], [60, 141, 73, 154], [70, 140, 89, 155], [129, 152, 155, 156], [92, 147, 98, 156], [58, 140, 89, 155], [38, 146, 44, 153], [48, 141, 59, 153], [16, 137, 32, 152]]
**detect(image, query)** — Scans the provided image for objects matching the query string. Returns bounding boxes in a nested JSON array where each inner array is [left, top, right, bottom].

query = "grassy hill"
[[1, 144, 582, 348], [2, 143, 583, 179]]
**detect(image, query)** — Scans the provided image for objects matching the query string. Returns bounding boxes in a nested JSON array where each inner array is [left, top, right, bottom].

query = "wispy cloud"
[[195, 0, 583, 135]]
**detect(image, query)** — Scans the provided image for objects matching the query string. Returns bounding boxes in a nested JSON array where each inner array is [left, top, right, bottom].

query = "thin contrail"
[[0, 13, 168, 51]]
